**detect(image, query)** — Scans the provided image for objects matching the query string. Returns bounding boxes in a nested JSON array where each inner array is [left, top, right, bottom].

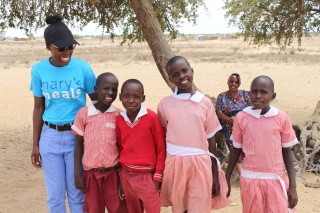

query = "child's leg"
[[235, 151, 245, 176], [120, 169, 144, 213], [132, 173, 160, 213], [63, 131, 85, 213], [39, 125, 67, 213], [99, 170, 127, 213], [241, 178, 288, 213], [235, 163, 242, 176], [187, 169, 212, 213], [82, 170, 105, 213]]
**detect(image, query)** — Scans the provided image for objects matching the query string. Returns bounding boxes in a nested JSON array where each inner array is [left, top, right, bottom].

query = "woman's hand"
[[32, 96, 45, 169], [31, 146, 42, 169], [216, 110, 233, 124]]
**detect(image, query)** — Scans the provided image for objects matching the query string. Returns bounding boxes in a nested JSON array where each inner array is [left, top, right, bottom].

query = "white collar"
[[172, 86, 204, 103], [88, 104, 117, 116], [243, 106, 279, 118], [120, 105, 148, 122]]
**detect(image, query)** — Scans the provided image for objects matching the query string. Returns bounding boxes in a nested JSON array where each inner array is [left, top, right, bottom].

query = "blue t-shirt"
[[30, 57, 96, 124]]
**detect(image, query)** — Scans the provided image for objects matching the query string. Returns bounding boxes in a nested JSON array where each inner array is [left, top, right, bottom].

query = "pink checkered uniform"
[[158, 88, 232, 212], [232, 106, 298, 213], [72, 104, 121, 170], [72, 104, 127, 213]]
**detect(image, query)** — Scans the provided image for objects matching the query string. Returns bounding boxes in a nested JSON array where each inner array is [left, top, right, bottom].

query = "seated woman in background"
[[215, 73, 251, 176]]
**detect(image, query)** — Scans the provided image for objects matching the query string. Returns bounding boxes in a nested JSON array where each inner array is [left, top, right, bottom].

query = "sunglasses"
[[51, 44, 76, 52]]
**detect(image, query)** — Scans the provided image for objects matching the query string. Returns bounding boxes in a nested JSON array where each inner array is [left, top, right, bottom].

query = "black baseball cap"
[[44, 14, 79, 48]]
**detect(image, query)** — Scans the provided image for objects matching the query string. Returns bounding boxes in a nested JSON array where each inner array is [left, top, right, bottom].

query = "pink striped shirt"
[[232, 106, 298, 176], [72, 104, 121, 170], [158, 90, 221, 150]]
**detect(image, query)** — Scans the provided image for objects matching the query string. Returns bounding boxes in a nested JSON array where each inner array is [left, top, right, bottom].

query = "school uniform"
[[72, 104, 126, 213], [231, 106, 298, 213], [157, 88, 232, 213], [116, 105, 166, 213]]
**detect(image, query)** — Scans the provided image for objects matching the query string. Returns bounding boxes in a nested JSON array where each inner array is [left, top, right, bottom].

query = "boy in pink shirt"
[[116, 79, 166, 213], [226, 75, 298, 213], [72, 72, 127, 213]]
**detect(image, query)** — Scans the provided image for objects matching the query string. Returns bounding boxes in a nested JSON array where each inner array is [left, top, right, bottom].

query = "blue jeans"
[[39, 124, 84, 213]]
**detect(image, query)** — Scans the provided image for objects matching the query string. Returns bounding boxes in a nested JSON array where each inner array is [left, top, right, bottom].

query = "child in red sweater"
[[116, 79, 166, 213]]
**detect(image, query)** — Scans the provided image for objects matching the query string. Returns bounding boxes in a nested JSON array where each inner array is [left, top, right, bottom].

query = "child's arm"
[[208, 136, 220, 197], [225, 147, 242, 197], [282, 147, 298, 209], [225, 113, 243, 197], [74, 135, 85, 194], [152, 113, 166, 188]]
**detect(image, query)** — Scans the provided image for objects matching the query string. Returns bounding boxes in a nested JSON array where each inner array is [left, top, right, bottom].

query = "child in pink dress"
[[158, 56, 232, 213], [226, 75, 298, 213]]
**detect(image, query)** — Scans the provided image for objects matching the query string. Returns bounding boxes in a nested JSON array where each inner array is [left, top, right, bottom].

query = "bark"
[[215, 129, 228, 167], [129, 0, 175, 90], [129, 0, 204, 93]]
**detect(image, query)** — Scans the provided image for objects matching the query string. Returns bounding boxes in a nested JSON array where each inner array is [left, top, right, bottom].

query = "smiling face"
[[167, 58, 194, 94], [47, 44, 74, 67], [249, 76, 276, 114], [227, 75, 240, 92], [95, 74, 118, 109], [119, 81, 145, 115]]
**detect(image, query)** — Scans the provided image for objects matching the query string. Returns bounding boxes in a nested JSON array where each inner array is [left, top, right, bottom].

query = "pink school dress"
[[232, 106, 298, 213], [158, 88, 232, 213]]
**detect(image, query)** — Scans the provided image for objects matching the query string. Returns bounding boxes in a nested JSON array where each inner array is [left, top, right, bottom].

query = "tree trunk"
[[129, 0, 175, 90], [129, 0, 204, 93]]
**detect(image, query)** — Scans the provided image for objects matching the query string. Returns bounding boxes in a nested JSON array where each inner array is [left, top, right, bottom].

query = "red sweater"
[[116, 109, 166, 182]]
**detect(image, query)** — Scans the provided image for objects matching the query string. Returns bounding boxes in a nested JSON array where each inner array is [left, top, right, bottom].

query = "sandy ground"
[[0, 36, 320, 212]]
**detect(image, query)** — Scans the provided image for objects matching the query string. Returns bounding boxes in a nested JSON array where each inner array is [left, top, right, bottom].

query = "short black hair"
[[165, 56, 190, 72], [121, 79, 144, 95], [229, 73, 241, 84], [251, 75, 274, 92], [96, 72, 118, 86]]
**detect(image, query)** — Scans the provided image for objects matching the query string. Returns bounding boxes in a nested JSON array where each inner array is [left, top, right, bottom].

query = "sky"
[[4, 1, 238, 38]]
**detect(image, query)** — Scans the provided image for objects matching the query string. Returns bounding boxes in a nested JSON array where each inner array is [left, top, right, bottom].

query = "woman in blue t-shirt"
[[215, 73, 251, 177], [30, 14, 96, 213]]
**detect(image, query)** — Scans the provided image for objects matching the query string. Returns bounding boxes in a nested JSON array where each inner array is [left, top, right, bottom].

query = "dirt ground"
[[0, 36, 319, 212]]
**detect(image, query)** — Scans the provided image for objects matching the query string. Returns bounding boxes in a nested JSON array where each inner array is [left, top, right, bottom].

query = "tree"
[[224, 0, 320, 50], [224, 0, 320, 182], [0, 0, 205, 90]]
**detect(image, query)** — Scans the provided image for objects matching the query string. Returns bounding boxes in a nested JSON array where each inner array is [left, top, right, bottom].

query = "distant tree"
[[0, 28, 6, 41], [0, 0, 205, 90], [224, 0, 320, 182], [27, 33, 34, 40], [223, 0, 320, 50]]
